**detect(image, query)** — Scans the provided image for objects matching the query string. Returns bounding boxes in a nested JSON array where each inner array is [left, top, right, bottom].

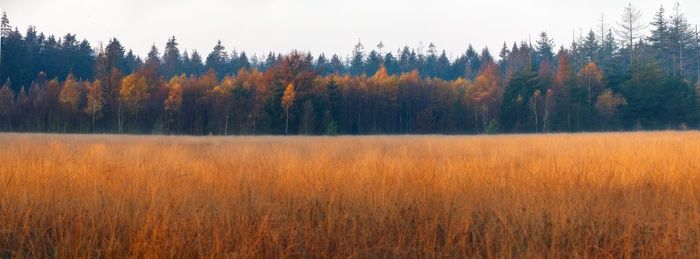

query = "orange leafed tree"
[[552, 51, 574, 129], [470, 63, 501, 133], [0, 81, 14, 129]]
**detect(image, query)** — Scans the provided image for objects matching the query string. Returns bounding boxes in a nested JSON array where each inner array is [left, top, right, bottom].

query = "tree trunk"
[[285, 108, 289, 134], [167, 110, 173, 134], [533, 102, 538, 133], [473, 102, 480, 134], [224, 112, 229, 135], [118, 105, 123, 134]]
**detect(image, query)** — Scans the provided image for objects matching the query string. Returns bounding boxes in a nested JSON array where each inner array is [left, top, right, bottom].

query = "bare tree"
[[599, 13, 608, 43], [669, 3, 694, 78], [616, 3, 646, 77], [696, 25, 699, 81]]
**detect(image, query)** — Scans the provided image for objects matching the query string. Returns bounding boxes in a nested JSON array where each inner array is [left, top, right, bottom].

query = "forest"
[[0, 3, 699, 135]]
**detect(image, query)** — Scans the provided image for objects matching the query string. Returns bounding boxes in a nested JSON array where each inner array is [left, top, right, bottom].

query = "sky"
[[2, 0, 700, 60]]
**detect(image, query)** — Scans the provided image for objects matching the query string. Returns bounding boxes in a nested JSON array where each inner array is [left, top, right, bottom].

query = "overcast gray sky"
[[2, 0, 699, 59]]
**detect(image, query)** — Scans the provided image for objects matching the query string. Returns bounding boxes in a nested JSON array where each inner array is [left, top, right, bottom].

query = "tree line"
[[0, 3, 699, 135]]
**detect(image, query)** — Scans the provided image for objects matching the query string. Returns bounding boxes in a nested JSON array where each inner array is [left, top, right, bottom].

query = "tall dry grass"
[[1, 132, 700, 258]]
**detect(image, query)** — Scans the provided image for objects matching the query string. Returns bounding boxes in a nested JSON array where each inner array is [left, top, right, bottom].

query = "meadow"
[[1, 132, 700, 258]]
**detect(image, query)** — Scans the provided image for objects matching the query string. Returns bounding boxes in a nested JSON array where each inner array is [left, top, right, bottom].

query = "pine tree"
[[436, 51, 451, 80], [499, 42, 510, 76], [365, 50, 382, 77], [189, 50, 204, 75], [238, 52, 251, 72], [146, 45, 161, 69], [599, 29, 619, 74], [465, 45, 481, 80], [105, 38, 126, 72], [162, 36, 182, 78], [582, 30, 599, 63], [124, 50, 140, 74], [350, 39, 365, 76], [383, 52, 399, 75], [536, 32, 555, 65], [330, 54, 344, 74], [423, 43, 438, 78], [648, 6, 670, 72], [206, 40, 228, 77], [481, 47, 494, 67], [0, 11, 11, 38], [316, 53, 331, 75]]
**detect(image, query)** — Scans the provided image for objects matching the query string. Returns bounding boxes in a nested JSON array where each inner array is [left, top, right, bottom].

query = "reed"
[[1, 132, 699, 258]]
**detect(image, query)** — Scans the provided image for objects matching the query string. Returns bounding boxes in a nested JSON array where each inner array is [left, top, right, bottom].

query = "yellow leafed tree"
[[282, 83, 296, 134], [578, 62, 605, 106], [119, 74, 149, 133], [59, 74, 82, 113], [84, 80, 105, 132], [164, 75, 184, 133], [595, 88, 627, 127]]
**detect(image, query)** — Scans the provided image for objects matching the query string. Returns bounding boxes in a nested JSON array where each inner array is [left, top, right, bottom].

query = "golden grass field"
[[1, 132, 700, 258]]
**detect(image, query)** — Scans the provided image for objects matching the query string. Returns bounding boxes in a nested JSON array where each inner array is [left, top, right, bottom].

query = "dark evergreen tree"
[[536, 32, 555, 66], [206, 40, 228, 77], [398, 46, 414, 73], [500, 67, 539, 132], [383, 52, 399, 75], [238, 52, 251, 72], [499, 42, 511, 76], [452, 54, 468, 79], [329, 54, 344, 74], [365, 50, 382, 76], [436, 50, 451, 79], [189, 50, 204, 75], [465, 45, 481, 80], [582, 30, 599, 63], [145, 44, 161, 74], [599, 29, 619, 75], [648, 6, 671, 73], [350, 40, 365, 76], [315, 53, 332, 75], [481, 47, 494, 66], [423, 43, 438, 77], [162, 36, 182, 78]]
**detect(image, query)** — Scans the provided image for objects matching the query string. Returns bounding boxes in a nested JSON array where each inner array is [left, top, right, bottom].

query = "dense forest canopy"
[[0, 3, 699, 135]]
